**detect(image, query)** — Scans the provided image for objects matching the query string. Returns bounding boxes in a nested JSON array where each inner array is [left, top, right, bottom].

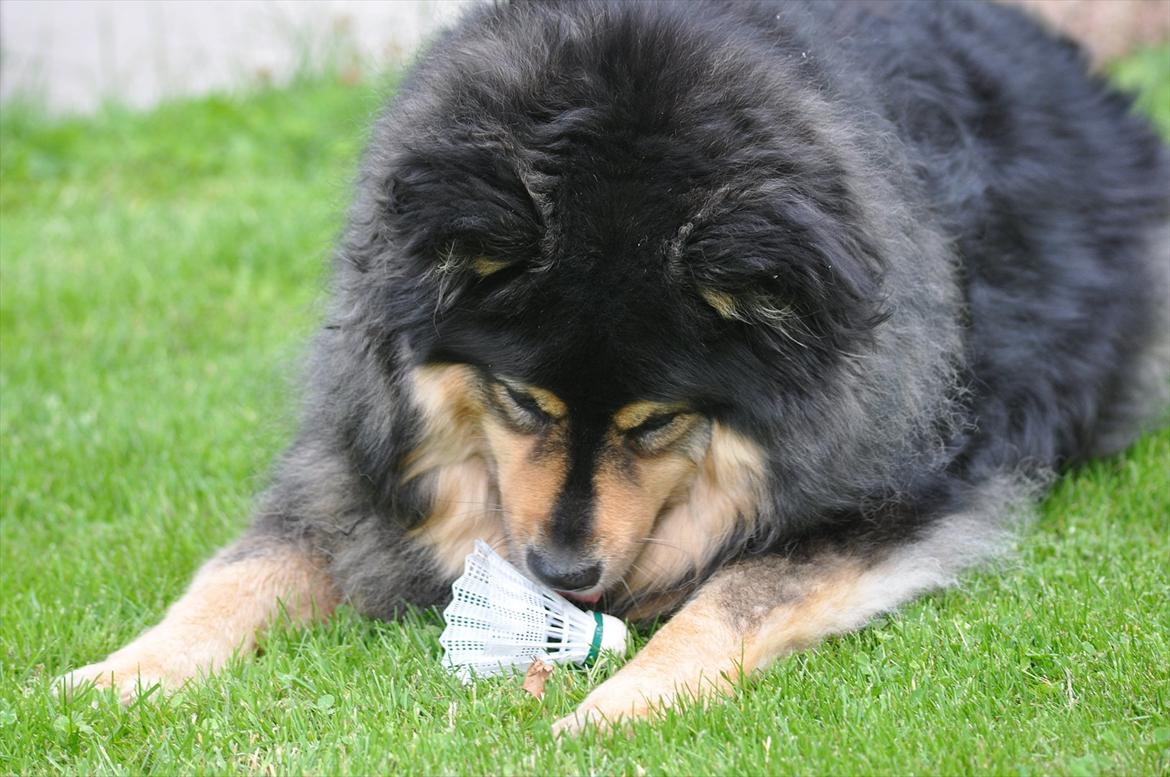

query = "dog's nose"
[[526, 547, 601, 591]]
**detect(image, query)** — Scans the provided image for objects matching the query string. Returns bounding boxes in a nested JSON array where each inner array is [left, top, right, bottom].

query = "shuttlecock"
[[439, 540, 629, 682]]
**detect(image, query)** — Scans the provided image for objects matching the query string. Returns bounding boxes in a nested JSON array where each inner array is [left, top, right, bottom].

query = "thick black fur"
[[246, 0, 1169, 619]]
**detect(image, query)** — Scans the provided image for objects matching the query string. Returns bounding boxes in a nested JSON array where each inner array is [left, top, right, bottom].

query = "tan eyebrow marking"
[[612, 400, 690, 432], [701, 289, 739, 320], [700, 288, 798, 331], [498, 378, 568, 419], [471, 256, 513, 277]]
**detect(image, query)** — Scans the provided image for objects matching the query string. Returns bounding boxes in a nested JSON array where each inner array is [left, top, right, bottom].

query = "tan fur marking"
[[592, 449, 697, 585], [700, 289, 796, 329], [59, 549, 336, 702], [412, 457, 503, 578], [406, 365, 507, 575], [700, 288, 739, 320], [612, 400, 689, 431], [496, 379, 568, 419], [623, 423, 765, 594], [470, 255, 512, 276], [742, 560, 866, 667], [481, 416, 567, 546], [403, 364, 485, 480]]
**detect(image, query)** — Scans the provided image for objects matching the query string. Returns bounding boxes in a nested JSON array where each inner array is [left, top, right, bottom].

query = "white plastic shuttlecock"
[[439, 540, 629, 682]]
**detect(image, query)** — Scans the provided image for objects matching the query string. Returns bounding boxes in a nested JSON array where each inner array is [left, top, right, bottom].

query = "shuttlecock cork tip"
[[594, 612, 629, 657]]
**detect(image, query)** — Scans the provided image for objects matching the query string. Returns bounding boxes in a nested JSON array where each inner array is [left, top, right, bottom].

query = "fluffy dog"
[[62, 0, 1169, 732]]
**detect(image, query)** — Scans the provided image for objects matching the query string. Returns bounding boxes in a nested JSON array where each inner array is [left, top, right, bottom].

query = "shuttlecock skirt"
[[440, 540, 629, 682]]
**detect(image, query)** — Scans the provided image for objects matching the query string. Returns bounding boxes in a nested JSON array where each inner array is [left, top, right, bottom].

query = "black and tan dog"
[[62, 1, 1169, 733]]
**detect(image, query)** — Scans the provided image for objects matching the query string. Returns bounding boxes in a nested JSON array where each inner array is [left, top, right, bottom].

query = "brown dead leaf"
[[522, 658, 554, 699]]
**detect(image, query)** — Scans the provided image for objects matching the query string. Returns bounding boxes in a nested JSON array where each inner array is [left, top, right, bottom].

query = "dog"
[[61, 0, 1169, 733]]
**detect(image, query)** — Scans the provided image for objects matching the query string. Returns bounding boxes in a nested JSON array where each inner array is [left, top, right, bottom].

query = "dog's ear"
[[375, 143, 547, 309], [681, 195, 887, 352]]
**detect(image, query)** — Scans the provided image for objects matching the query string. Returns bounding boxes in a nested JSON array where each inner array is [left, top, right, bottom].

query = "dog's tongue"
[[559, 590, 602, 607]]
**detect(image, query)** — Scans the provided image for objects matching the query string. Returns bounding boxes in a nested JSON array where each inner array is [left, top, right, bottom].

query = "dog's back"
[[736, 0, 1170, 469]]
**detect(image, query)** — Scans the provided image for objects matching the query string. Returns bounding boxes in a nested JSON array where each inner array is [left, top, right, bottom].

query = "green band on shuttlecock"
[[585, 611, 604, 665]]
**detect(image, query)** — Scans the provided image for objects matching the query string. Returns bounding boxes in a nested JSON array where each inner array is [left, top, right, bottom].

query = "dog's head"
[[349, 2, 889, 601]]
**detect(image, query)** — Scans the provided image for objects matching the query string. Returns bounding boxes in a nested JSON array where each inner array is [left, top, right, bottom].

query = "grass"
[[2, 47, 1169, 776]]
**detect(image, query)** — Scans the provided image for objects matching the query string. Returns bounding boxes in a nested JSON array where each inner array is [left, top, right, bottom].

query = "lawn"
[[2, 46, 1168, 776]]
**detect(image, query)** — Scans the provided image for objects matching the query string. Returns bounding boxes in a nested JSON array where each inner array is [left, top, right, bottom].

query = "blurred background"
[[0, 0, 473, 114], [2, 0, 1168, 115]]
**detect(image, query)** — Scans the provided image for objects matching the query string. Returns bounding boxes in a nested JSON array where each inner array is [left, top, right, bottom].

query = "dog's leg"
[[554, 506, 1014, 734], [58, 542, 338, 702]]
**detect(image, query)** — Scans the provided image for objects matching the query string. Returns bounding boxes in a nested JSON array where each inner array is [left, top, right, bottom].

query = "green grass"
[[2, 48, 1169, 776]]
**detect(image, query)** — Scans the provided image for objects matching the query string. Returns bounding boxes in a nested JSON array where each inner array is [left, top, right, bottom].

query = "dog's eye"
[[625, 412, 688, 453], [496, 383, 551, 430], [630, 413, 680, 436]]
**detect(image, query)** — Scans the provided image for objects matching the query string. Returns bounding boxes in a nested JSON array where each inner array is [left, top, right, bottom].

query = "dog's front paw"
[[56, 646, 197, 704], [551, 669, 670, 736]]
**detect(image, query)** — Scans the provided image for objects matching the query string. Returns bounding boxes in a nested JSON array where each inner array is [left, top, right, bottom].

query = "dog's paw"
[[551, 670, 667, 736], [56, 649, 195, 704]]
